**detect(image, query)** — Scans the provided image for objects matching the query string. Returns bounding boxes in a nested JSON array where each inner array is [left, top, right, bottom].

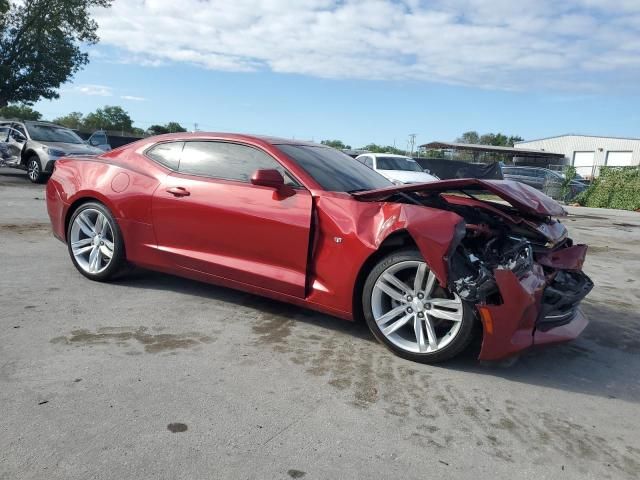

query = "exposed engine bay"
[[385, 186, 594, 330]]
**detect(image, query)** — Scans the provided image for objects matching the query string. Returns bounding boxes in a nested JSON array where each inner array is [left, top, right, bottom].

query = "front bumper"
[[476, 249, 592, 361]]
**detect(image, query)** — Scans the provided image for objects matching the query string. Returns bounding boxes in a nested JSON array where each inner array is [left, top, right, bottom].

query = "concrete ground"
[[1, 167, 639, 480]]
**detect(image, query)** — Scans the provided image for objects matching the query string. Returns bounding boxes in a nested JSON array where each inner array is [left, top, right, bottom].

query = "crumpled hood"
[[352, 178, 567, 218], [377, 169, 439, 184]]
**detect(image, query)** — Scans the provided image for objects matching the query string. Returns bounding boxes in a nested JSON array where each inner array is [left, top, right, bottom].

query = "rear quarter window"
[[146, 142, 184, 170]]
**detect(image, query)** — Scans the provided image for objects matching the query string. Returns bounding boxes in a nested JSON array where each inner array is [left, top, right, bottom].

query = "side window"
[[364, 157, 373, 168], [146, 142, 184, 170], [89, 132, 108, 146], [13, 124, 26, 136], [179, 141, 300, 186]]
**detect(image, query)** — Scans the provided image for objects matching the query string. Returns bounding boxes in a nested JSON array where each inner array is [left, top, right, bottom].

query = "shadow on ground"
[[109, 268, 640, 404]]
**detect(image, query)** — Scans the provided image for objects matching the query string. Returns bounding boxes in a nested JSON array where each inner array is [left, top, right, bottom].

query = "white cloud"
[[74, 84, 113, 96], [93, 0, 640, 91], [120, 95, 147, 101]]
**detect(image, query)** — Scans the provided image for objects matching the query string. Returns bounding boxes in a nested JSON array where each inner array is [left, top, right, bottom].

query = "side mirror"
[[251, 169, 285, 189]]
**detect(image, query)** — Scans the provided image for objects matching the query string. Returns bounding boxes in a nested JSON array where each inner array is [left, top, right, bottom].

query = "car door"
[[3, 124, 27, 166], [151, 140, 313, 298], [0, 126, 11, 165]]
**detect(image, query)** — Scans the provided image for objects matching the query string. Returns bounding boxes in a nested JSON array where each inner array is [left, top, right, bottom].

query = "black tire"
[[362, 248, 476, 364], [66, 202, 127, 282], [26, 155, 47, 183]]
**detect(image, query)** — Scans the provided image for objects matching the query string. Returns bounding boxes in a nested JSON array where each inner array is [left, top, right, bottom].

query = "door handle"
[[166, 186, 190, 197]]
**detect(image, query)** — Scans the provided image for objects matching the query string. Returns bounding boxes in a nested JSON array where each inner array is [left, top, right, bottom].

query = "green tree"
[[457, 131, 480, 144], [458, 131, 523, 147], [165, 122, 186, 133], [0, 103, 42, 120], [83, 106, 134, 132], [479, 133, 499, 146], [507, 135, 524, 146], [147, 122, 187, 135], [362, 143, 408, 155], [321, 139, 351, 150], [0, 0, 112, 107], [52, 111, 84, 129], [0, 1, 10, 29], [147, 124, 169, 135]]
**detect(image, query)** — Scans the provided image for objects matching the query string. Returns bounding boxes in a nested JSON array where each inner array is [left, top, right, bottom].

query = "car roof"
[[24, 120, 68, 127], [142, 132, 325, 148], [0, 120, 66, 128]]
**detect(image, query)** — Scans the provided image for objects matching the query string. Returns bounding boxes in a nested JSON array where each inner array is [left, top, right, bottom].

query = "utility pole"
[[193, 122, 199, 132], [408, 133, 416, 157]]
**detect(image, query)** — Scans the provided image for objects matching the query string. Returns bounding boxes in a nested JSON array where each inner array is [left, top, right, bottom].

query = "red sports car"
[[46, 133, 593, 363]]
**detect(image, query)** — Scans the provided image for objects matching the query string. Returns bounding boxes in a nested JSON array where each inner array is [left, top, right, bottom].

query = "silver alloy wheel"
[[371, 260, 463, 354], [70, 208, 115, 274], [28, 158, 40, 181]]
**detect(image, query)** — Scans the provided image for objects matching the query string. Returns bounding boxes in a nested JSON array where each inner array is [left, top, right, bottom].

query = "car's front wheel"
[[67, 202, 126, 281], [362, 249, 476, 363], [27, 155, 46, 183]]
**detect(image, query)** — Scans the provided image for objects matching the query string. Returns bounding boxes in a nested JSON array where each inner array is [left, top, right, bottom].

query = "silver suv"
[[0, 120, 103, 183]]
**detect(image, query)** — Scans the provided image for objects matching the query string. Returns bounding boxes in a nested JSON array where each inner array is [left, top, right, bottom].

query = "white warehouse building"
[[514, 134, 640, 179]]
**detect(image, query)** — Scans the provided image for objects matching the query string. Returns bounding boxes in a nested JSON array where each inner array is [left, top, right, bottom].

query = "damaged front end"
[[354, 179, 594, 360], [449, 216, 593, 360]]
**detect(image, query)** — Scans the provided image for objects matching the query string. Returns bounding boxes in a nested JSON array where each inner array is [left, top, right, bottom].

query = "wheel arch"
[[22, 149, 40, 165], [352, 229, 418, 322], [64, 194, 120, 243]]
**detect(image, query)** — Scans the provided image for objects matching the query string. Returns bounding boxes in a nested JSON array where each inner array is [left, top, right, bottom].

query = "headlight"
[[43, 146, 66, 157]]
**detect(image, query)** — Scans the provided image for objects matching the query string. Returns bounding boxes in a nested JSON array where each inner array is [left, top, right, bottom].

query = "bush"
[[560, 166, 576, 201], [576, 166, 640, 210]]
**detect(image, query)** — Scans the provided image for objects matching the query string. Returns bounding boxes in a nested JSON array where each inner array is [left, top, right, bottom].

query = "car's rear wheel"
[[67, 202, 126, 281], [362, 249, 476, 363], [27, 155, 46, 183]]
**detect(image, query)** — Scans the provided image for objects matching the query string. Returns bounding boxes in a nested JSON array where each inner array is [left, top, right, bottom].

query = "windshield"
[[25, 124, 84, 144], [376, 156, 423, 172], [278, 145, 392, 192]]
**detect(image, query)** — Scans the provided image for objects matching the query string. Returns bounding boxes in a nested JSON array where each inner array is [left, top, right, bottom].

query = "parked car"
[[86, 130, 112, 152], [46, 133, 592, 364], [0, 120, 103, 183], [356, 153, 439, 184], [501, 166, 587, 200]]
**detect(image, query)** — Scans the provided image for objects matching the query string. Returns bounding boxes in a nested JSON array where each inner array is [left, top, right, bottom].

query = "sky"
[[34, 0, 640, 148]]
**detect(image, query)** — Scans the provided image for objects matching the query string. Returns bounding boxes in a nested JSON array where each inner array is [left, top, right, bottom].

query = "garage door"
[[573, 151, 595, 178], [606, 151, 633, 166]]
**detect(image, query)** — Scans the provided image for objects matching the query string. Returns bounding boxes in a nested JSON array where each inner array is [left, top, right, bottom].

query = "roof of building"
[[420, 141, 564, 158], [515, 134, 640, 144]]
